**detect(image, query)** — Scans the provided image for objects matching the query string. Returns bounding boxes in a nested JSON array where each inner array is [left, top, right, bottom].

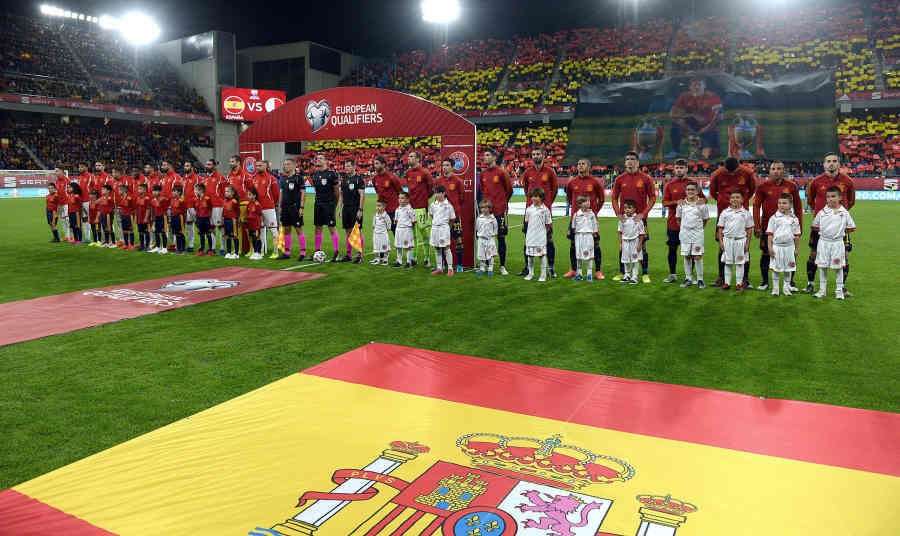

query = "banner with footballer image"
[[570, 71, 836, 165]]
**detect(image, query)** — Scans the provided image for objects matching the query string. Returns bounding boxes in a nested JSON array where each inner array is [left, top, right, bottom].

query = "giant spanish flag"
[[2, 343, 899, 535]]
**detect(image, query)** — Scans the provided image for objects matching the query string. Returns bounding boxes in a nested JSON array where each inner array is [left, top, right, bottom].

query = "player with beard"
[[159, 160, 183, 251], [372, 155, 403, 232], [182, 161, 201, 252], [611, 152, 656, 282], [310, 154, 342, 262], [227, 155, 252, 253], [804, 152, 855, 295], [203, 159, 226, 254], [753, 161, 802, 291], [708, 156, 756, 287], [74, 162, 94, 242], [662, 158, 706, 283], [563, 159, 604, 279], [338, 159, 367, 263], [479, 148, 513, 275], [251, 160, 281, 257], [519, 147, 558, 277], [434, 158, 465, 272], [404, 151, 434, 266]]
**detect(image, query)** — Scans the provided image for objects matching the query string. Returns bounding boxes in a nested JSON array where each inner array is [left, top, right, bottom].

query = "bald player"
[[804, 152, 855, 295], [709, 157, 756, 287], [563, 158, 605, 279], [661, 158, 705, 283]]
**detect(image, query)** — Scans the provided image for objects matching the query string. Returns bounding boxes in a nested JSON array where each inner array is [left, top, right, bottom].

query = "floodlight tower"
[[421, 0, 460, 51]]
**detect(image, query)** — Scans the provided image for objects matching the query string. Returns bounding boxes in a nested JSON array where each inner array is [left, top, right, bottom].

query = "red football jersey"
[[245, 200, 262, 230], [195, 195, 213, 218], [182, 172, 200, 207], [227, 169, 250, 200], [405, 166, 434, 209], [373, 171, 403, 212], [434, 176, 464, 216], [612, 171, 657, 217], [806, 173, 855, 214], [753, 178, 802, 230], [522, 165, 558, 208], [170, 197, 187, 216], [98, 194, 116, 215], [252, 172, 280, 210], [77, 171, 94, 194], [662, 177, 706, 230], [672, 91, 722, 124], [223, 198, 240, 220], [161, 170, 183, 199], [479, 165, 513, 216], [708, 166, 756, 212], [151, 196, 170, 217], [565, 175, 605, 214], [117, 194, 135, 217], [204, 171, 226, 207], [88, 198, 99, 223], [135, 194, 152, 224], [46, 191, 60, 212]]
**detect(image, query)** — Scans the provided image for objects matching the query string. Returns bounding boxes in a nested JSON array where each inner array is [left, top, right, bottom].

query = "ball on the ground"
[[312, 250, 327, 263]]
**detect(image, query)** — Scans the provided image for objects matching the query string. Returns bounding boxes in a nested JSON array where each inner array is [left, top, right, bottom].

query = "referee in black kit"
[[311, 153, 342, 262], [338, 158, 366, 263]]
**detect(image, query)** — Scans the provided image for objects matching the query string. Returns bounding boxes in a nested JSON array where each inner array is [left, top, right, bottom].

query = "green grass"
[[1, 196, 898, 488]]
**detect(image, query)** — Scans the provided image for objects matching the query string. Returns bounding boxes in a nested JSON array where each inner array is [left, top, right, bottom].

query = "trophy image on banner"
[[632, 117, 664, 162], [728, 113, 765, 159]]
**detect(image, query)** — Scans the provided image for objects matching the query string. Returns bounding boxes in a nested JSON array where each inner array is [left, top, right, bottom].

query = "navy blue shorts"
[[169, 214, 185, 234], [46, 210, 56, 226], [154, 215, 167, 234], [120, 215, 133, 232], [223, 217, 237, 237], [196, 217, 211, 234]]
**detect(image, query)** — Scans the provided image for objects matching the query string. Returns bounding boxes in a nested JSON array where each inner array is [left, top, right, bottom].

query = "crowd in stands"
[[837, 112, 900, 176], [7, 115, 205, 171], [0, 13, 209, 115], [669, 16, 728, 72], [302, 137, 441, 177]]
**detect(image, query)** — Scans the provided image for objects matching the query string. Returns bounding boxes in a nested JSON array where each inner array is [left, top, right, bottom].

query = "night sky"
[[1, 0, 854, 58]]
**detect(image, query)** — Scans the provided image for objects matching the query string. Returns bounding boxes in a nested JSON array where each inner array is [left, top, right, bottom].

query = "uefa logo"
[[449, 151, 469, 176], [244, 156, 256, 175], [306, 99, 331, 133], [157, 279, 241, 292]]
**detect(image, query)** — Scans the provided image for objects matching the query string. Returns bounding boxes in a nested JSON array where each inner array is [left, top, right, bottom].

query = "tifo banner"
[[2, 344, 897, 536], [572, 72, 836, 164], [0, 267, 324, 347], [0, 93, 213, 121]]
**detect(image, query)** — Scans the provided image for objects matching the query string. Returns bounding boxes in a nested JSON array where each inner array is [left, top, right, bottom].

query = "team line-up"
[[42, 148, 857, 300]]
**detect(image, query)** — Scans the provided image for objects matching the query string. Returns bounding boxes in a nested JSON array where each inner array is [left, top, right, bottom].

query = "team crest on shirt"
[[449, 184, 456, 190], [384, 180, 390, 187], [493, 176, 500, 183], [583, 250, 589, 256], [156, 279, 240, 292], [441, 239, 447, 245], [789, 261, 796, 268], [637, 180, 643, 187], [404, 241, 409, 246], [632, 253, 638, 259], [695, 246, 701, 252], [737, 255, 744, 262], [783, 188, 789, 193], [321, 179, 328, 186], [833, 258, 841, 265], [586, 185, 593, 191], [537, 247, 543, 254], [416, 177, 422, 183]]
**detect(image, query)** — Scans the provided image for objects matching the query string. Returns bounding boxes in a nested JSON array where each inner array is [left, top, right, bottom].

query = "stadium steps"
[[537, 47, 566, 106], [662, 18, 681, 77], [17, 140, 47, 169], [874, 51, 887, 92], [53, 25, 98, 91], [488, 43, 519, 108]]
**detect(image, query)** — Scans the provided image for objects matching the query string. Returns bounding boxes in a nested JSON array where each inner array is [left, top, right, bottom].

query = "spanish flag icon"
[[2, 343, 899, 536]]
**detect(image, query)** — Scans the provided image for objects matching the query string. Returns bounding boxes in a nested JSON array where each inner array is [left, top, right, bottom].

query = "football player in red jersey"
[[661, 158, 706, 283], [520, 147, 559, 277], [45, 183, 61, 242], [708, 157, 756, 287], [804, 152, 856, 294], [666, 77, 723, 160], [478, 148, 513, 274], [611, 151, 657, 282], [563, 159, 605, 279], [182, 161, 201, 252], [404, 151, 434, 266], [753, 161, 802, 291]]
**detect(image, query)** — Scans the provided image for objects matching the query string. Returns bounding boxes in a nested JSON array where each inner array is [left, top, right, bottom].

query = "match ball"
[[312, 250, 327, 263]]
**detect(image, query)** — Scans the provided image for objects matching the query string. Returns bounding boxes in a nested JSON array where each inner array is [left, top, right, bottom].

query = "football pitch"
[[1, 196, 898, 489]]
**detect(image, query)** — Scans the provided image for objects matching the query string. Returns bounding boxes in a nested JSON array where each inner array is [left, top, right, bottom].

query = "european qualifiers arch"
[[239, 87, 478, 266]]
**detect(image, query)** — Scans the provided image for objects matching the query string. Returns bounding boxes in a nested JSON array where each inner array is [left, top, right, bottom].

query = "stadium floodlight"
[[78, 14, 85, 20], [98, 14, 118, 29], [120, 12, 160, 45], [39, 4, 53, 15], [421, 0, 460, 23]]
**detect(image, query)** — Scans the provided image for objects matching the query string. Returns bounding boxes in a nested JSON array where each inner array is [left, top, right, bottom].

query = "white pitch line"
[[281, 252, 378, 270]]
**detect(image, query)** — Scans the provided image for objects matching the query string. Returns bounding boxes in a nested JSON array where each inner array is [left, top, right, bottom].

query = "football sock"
[[187, 224, 195, 248], [444, 247, 454, 270], [760, 255, 770, 285], [271, 227, 279, 252], [527, 256, 534, 276], [668, 246, 678, 274], [435, 248, 444, 271], [52, 229, 59, 240], [641, 251, 649, 275], [407, 249, 414, 264], [772, 272, 780, 289], [588, 259, 594, 275], [127, 232, 134, 246], [736, 263, 745, 285], [254, 239, 262, 254], [284, 233, 293, 255], [540, 256, 548, 278], [818, 268, 828, 293], [260, 228, 268, 254], [198, 234, 205, 251], [523, 245, 528, 268], [807, 260, 817, 283], [724, 264, 733, 285], [631, 261, 640, 280], [487, 258, 494, 272], [345, 236, 351, 255], [843, 263, 849, 283], [696, 259, 704, 281], [74, 226, 82, 242], [331, 232, 340, 254], [547, 241, 555, 270], [455, 244, 464, 267], [177, 234, 185, 251], [162, 233, 168, 248], [498, 236, 507, 266], [297, 234, 307, 254], [314, 232, 323, 251], [719, 259, 725, 279], [683, 258, 693, 281], [619, 255, 625, 274], [836, 267, 845, 291], [594, 245, 602, 267], [743, 261, 750, 282], [225, 238, 232, 254], [569, 241, 577, 270], [577, 259, 584, 277]]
